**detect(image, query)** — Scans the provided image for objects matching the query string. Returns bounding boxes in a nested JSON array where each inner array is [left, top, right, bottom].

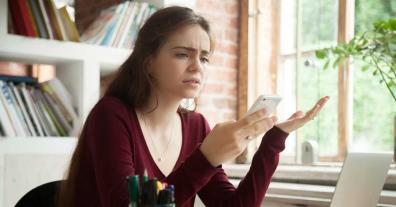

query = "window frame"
[[238, 0, 362, 163]]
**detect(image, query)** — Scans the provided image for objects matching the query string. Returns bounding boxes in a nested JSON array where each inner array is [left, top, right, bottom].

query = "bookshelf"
[[0, 0, 195, 206]]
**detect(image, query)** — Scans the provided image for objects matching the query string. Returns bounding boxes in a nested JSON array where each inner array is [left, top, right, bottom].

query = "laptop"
[[330, 152, 393, 207]]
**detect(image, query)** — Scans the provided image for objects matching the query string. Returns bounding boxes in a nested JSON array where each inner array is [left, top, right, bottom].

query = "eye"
[[200, 57, 210, 64], [176, 53, 189, 58]]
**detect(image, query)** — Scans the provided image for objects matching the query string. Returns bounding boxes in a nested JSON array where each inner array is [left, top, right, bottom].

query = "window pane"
[[352, 62, 396, 152], [297, 55, 338, 156], [352, 0, 396, 152], [279, 0, 297, 55], [301, 0, 338, 49], [277, 56, 297, 158], [355, 0, 396, 35]]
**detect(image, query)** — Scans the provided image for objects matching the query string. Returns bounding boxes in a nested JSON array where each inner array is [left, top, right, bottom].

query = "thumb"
[[288, 111, 304, 120]]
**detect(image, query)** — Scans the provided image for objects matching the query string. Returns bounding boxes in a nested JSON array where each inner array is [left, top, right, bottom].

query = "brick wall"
[[195, 0, 239, 127], [75, 0, 240, 127]]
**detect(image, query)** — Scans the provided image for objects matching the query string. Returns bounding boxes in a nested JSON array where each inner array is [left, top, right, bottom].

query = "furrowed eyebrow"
[[172, 46, 210, 55]]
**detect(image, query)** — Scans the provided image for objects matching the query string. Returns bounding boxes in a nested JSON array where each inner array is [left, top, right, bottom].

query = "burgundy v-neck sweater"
[[73, 96, 288, 207]]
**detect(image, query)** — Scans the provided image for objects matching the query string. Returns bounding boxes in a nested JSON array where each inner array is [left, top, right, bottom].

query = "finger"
[[288, 111, 304, 120], [237, 108, 267, 128], [303, 96, 330, 122], [310, 96, 329, 116], [238, 116, 276, 139]]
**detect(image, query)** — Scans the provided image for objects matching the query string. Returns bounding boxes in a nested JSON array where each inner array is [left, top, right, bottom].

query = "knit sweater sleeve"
[[197, 126, 288, 207], [163, 114, 288, 207]]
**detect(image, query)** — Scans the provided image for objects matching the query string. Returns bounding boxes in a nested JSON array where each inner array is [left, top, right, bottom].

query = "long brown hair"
[[58, 6, 213, 206]]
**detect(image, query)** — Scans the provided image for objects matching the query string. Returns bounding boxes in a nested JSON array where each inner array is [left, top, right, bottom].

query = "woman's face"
[[148, 24, 211, 100]]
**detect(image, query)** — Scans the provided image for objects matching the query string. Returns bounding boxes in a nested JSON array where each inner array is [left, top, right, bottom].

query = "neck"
[[137, 89, 181, 129]]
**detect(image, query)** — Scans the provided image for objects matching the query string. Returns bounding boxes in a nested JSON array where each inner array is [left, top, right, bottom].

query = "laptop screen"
[[330, 152, 393, 207]]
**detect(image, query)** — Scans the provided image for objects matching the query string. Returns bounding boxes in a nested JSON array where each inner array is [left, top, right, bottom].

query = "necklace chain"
[[141, 113, 174, 162]]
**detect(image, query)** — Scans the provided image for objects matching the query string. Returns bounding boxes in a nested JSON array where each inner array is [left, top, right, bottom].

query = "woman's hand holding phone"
[[200, 95, 330, 167], [200, 108, 277, 167]]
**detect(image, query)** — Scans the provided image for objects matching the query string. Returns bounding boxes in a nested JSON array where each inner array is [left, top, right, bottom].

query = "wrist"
[[199, 145, 218, 167]]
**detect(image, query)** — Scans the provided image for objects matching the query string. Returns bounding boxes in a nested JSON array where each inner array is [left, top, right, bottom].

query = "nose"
[[188, 57, 203, 72]]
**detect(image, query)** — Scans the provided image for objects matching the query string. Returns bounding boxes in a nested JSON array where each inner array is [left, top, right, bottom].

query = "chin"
[[180, 90, 200, 99]]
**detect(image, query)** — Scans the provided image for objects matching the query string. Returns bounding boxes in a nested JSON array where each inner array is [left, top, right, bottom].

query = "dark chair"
[[15, 180, 63, 207]]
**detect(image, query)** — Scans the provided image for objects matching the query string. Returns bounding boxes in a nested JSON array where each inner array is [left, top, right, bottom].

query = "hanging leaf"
[[316, 50, 327, 59], [315, 18, 396, 104], [323, 60, 330, 70], [361, 65, 370, 72]]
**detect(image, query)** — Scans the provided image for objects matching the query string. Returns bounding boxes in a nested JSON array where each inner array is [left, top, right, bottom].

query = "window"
[[351, 0, 396, 152], [247, 0, 396, 164]]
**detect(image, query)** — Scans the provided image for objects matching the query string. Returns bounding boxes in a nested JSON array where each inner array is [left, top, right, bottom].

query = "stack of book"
[[8, 0, 80, 42], [80, 1, 156, 49], [0, 75, 78, 137]]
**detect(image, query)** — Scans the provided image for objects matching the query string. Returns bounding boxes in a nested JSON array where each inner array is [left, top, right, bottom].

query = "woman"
[[59, 6, 329, 207]]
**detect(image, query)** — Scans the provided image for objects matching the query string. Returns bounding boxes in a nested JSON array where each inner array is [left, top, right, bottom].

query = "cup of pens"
[[127, 174, 175, 207]]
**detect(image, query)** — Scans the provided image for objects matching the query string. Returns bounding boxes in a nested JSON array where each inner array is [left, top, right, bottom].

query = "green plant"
[[316, 18, 396, 103]]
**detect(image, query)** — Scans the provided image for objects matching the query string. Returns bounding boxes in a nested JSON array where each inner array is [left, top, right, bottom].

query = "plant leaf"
[[316, 50, 327, 59]]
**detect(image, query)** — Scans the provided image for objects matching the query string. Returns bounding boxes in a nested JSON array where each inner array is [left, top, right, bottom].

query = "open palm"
[[276, 96, 330, 133]]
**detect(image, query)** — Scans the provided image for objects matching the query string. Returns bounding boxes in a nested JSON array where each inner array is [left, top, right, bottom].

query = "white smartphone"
[[245, 95, 282, 117]]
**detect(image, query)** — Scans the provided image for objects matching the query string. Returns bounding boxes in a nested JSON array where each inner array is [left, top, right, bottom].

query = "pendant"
[[158, 157, 162, 162]]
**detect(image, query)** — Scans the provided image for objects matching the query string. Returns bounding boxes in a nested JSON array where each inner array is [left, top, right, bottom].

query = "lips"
[[182, 78, 201, 84]]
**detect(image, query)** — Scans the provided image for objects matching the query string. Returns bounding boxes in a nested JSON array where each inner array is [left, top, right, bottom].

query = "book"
[[108, 1, 130, 47], [25, 0, 39, 37], [0, 75, 37, 84], [112, 2, 135, 47], [47, 0, 68, 41], [41, 91, 68, 136], [58, 6, 80, 42], [9, 82, 37, 136], [0, 81, 27, 136], [4, 82, 31, 136], [42, 78, 77, 123], [28, 0, 49, 39], [80, 2, 156, 49], [43, 0, 63, 40], [117, 2, 139, 48], [37, 0, 55, 39], [124, 3, 149, 49], [0, 84, 16, 137], [20, 83, 45, 136], [8, 0, 36, 37], [35, 89, 63, 136], [80, 5, 118, 44], [100, 3, 125, 46], [0, 61, 30, 77]]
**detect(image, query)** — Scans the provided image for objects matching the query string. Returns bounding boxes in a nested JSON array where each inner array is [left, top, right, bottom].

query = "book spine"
[[42, 92, 68, 136], [35, 90, 61, 136], [112, 2, 132, 47], [24, 0, 39, 37], [117, 2, 138, 48], [43, 0, 62, 40], [0, 83, 17, 137], [58, 6, 80, 42], [0, 81, 26, 136], [47, 78, 77, 121], [100, 3, 124, 46], [5, 82, 31, 136], [28, 87, 52, 136], [20, 83, 45, 136], [10, 82, 37, 136], [50, 0, 68, 41], [37, 0, 55, 39], [28, 0, 49, 39]]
